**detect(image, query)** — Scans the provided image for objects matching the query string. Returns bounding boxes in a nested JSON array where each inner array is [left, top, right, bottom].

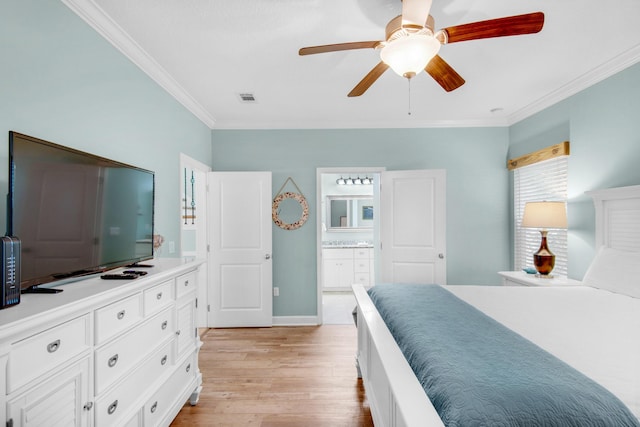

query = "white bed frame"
[[353, 184, 640, 427]]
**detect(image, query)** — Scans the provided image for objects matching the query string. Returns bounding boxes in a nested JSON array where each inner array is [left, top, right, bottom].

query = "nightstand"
[[498, 271, 582, 287]]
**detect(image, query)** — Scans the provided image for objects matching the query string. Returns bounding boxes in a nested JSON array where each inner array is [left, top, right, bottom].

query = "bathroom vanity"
[[322, 245, 374, 290]]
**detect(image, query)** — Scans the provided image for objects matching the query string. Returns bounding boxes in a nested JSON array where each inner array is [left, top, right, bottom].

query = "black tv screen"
[[7, 131, 154, 290]]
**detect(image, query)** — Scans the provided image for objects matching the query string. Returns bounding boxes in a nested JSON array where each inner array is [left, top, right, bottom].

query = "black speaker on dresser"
[[1, 236, 20, 309]]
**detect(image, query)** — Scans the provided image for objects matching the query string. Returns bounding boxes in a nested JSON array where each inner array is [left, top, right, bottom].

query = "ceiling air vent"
[[237, 93, 257, 103]]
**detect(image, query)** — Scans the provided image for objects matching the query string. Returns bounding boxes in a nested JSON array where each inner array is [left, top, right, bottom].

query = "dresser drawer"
[[95, 340, 174, 427], [144, 352, 196, 426], [95, 306, 175, 394], [143, 279, 175, 315], [8, 315, 90, 393], [176, 271, 196, 299], [95, 294, 143, 345]]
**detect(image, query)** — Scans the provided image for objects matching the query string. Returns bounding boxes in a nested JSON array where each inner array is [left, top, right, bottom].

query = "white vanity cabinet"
[[322, 247, 373, 290], [0, 259, 204, 427]]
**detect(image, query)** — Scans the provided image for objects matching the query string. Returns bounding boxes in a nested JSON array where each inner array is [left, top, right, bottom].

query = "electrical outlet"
[[273, 287, 279, 297], [168, 241, 175, 254]]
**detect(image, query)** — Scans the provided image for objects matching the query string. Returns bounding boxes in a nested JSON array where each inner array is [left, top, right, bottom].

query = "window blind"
[[513, 156, 568, 276]]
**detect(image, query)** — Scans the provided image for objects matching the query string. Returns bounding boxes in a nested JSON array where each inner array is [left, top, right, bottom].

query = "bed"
[[353, 184, 640, 426]]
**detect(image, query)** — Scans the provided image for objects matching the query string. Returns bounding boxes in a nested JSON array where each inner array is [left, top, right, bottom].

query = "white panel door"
[[380, 170, 446, 285], [208, 172, 273, 327]]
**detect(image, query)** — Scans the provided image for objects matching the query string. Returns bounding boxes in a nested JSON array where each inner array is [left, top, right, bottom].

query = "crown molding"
[[61, 0, 216, 129], [60, 0, 640, 131], [507, 44, 640, 126], [211, 116, 510, 130]]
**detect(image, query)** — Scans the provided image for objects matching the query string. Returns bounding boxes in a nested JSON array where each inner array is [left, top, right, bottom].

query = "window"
[[510, 143, 569, 276]]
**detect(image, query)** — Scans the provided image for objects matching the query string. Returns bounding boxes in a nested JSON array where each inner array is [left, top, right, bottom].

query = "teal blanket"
[[368, 284, 639, 426]]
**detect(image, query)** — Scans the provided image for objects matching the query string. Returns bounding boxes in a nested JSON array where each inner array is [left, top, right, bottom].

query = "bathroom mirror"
[[326, 195, 373, 231]]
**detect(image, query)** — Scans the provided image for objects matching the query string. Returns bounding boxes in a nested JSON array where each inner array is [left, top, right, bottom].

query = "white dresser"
[[0, 258, 203, 427], [322, 247, 374, 290]]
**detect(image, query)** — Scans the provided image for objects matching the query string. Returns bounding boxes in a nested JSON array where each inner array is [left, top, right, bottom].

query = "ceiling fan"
[[299, 0, 544, 97]]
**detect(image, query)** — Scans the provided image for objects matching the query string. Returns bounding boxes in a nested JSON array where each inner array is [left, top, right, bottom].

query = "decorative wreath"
[[272, 191, 309, 230]]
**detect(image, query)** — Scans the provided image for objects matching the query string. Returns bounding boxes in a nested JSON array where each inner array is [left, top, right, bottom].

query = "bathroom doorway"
[[316, 167, 384, 325]]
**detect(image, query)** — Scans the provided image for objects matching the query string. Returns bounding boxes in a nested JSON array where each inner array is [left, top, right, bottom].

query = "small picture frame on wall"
[[362, 206, 373, 220]]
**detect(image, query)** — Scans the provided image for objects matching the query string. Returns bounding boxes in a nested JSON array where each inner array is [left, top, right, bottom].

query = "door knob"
[[438, 253, 444, 259], [265, 254, 271, 260]]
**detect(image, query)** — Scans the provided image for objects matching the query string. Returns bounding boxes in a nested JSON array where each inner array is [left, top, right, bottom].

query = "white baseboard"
[[272, 316, 319, 326]]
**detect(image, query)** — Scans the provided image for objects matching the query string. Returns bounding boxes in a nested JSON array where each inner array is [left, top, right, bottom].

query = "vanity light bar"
[[336, 176, 373, 185]]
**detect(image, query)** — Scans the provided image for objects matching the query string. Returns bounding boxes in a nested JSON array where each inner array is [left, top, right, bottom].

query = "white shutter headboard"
[[587, 185, 640, 251]]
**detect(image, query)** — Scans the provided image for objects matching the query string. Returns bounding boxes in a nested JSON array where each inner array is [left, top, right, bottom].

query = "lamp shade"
[[521, 201, 568, 229], [380, 34, 440, 78]]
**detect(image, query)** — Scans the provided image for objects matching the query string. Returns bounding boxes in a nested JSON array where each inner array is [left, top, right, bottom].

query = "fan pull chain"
[[407, 78, 412, 116]]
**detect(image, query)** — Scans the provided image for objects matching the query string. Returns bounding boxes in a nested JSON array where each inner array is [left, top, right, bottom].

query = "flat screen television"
[[7, 131, 155, 292]]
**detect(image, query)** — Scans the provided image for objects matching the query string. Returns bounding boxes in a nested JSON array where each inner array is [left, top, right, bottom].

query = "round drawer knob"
[[117, 310, 126, 320]]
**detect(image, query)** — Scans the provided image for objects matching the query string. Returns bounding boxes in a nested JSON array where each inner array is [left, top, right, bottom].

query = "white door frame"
[[179, 153, 211, 327], [316, 167, 385, 325]]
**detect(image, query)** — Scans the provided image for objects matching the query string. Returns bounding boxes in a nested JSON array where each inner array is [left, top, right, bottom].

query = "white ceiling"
[[64, 0, 640, 130]]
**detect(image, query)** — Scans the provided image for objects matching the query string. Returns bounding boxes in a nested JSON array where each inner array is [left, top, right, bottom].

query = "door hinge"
[[195, 298, 198, 308], [207, 244, 210, 253], [207, 304, 211, 312]]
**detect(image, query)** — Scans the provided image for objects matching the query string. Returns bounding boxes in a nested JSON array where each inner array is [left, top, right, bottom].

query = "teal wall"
[[212, 128, 511, 316], [4, 0, 639, 319], [0, 0, 212, 249], [510, 62, 640, 279]]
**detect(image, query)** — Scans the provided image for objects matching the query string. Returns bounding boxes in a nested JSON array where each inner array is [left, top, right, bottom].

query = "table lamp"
[[521, 201, 567, 277]]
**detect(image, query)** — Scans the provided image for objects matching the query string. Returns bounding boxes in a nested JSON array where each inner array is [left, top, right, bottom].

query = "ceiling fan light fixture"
[[380, 34, 440, 78]]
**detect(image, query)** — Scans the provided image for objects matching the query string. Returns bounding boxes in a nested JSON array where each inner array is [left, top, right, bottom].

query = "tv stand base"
[[126, 263, 154, 268]]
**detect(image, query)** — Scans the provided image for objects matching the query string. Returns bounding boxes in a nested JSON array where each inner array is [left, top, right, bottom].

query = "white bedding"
[[445, 285, 640, 419]]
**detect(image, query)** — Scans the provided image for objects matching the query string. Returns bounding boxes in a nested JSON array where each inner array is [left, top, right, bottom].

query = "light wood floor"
[[170, 325, 374, 427]]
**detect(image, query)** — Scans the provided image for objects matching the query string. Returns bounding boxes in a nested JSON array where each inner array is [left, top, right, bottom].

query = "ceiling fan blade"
[[299, 41, 380, 56], [402, 0, 433, 28], [425, 55, 465, 92], [348, 62, 389, 97], [441, 12, 544, 44]]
